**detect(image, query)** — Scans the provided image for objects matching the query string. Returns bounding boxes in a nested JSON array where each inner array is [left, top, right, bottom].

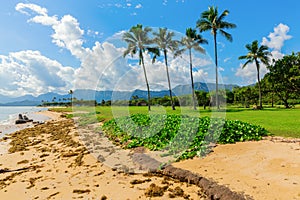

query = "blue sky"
[[0, 0, 299, 97]]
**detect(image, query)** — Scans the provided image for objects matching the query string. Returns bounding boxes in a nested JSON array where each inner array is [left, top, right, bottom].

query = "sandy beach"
[[0, 111, 206, 199], [0, 110, 299, 199], [174, 138, 300, 200]]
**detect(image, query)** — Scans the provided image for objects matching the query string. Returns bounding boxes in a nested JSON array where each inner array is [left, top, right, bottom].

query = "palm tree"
[[238, 40, 270, 109], [69, 90, 73, 105], [153, 27, 178, 110], [175, 28, 207, 110], [197, 6, 236, 109], [123, 24, 159, 111]]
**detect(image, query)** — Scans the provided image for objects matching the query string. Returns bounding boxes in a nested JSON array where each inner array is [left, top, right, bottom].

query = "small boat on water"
[[15, 114, 33, 124]]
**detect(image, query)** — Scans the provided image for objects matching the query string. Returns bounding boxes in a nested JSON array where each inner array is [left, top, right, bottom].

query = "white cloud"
[[51, 15, 85, 58], [29, 14, 58, 26], [224, 57, 231, 63], [262, 23, 292, 51], [16, 4, 85, 59], [236, 23, 291, 84], [0, 50, 74, 97], [135, 4, 142, 9], [16, 3, 48, 16], [219, 67, 225, 72], [14, 3, 213, 97], [235, 63, 268, 84], [111, 50, 210, 92]]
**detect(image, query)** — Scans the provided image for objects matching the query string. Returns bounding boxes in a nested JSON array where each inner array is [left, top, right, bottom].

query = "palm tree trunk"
[[140, 52, 151, 111], [255, 60, 262, 109], [189, 49, 197, 110], [271, 87, 274, 108], [213, 33, 219, 109], [164, 50, 175, 110]]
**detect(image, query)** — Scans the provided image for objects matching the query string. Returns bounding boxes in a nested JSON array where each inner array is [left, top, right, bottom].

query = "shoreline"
[[0, 109, 52, 136], [0, 110, 59, 155]]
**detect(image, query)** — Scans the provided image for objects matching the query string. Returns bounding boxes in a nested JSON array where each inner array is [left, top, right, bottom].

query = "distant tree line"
[[41, 98, 97, 107]]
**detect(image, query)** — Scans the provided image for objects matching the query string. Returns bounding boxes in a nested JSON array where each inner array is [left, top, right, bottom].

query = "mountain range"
[[0, 82, 238, 106]]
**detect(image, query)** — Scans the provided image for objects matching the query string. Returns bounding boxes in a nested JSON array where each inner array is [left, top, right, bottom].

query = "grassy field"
[[51, 105, 300, 138]]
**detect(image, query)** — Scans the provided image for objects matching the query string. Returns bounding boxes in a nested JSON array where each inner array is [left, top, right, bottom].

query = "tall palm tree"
[[153, 27, 178, 110], [197, 6, 236, 109], [123, 24, 159, 111], [175, 28, 207, 110], [69, 89, 73, 105], [239, 40, 270, 109]]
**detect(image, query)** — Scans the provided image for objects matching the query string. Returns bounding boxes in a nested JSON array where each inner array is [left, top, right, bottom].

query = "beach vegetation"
[[102, 113, 269, 160]]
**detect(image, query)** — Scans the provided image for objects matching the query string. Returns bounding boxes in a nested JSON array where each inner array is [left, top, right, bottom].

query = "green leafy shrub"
[[102, 114, 269, 160]]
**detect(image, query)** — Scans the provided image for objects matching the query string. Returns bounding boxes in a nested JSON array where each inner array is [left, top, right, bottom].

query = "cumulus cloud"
[[12, 3, 213, 97], [236, 23, 292, 84], [111, 51, 210, 92], [0, 50, 74, 96], [235, 62, 269, 84], [17, 3, 85, 58], [262, 23, 292, 51]]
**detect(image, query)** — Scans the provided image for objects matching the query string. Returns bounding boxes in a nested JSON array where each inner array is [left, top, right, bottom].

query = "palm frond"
[[258, 44, 269, 52], [240, 40, 271, 69], [238, 55, 248, 60], [174, 48, 186, 58], [245, 43, 253, 52], [198, 6, 236, 42], [197, 19, 212, 32], [219, 21, 237, 29], [260, 55, 271, 66], [242, 59, 253, 69], [217, 9, 229, 22], [220, 30, 233, 42], [193, 45, 206, 54]]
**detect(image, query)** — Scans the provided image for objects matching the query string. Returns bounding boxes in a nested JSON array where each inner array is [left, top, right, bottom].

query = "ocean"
[[0, 106, 49, 153], [0, 106, 49, 140], [0, 106, 48, 124]]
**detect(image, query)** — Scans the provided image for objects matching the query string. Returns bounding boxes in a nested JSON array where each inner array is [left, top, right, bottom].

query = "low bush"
[[102, 114, 269, 160]]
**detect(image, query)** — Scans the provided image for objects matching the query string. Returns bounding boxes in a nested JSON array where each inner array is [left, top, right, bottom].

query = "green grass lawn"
[[224, 108, 300, 138], [50, 105, 300, 138]]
